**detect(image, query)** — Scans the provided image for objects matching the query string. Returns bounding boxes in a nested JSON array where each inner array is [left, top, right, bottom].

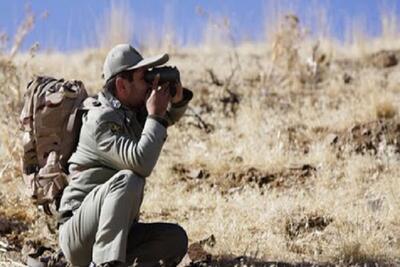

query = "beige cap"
[[102, 43, 169, 81]]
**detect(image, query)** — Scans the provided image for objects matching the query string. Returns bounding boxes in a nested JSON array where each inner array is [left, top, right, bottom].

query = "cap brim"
[[127, 53, 169, 71]]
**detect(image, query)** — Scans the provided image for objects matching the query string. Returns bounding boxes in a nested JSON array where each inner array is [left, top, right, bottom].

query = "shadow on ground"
[[185, 254, 392, 267], [186, 255, 332, 267]]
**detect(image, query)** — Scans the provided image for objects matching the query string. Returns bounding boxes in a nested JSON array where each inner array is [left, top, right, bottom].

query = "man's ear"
[[115, 77, 126, 96]]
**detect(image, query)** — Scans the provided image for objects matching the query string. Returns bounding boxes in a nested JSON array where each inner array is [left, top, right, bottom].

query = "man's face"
[[121, 68, 149, 109]]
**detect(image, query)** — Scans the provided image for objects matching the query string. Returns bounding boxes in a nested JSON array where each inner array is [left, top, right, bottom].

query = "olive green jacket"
[[59, 89, 192, 212]]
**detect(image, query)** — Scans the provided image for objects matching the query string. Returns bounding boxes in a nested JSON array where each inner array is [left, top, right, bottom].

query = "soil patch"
[[185, 254, 335, 267], [336, 49, 400, 69], [172, 164, 211, 181], [0, 211, 30, 251], [285, 213, 333, 240], [171, 164, 316, 193], [331, 119, 400, 155], [366, 50, 398, 68]]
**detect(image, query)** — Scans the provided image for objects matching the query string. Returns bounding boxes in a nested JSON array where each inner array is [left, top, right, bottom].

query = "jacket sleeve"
[[94, 116, 167, 177], [164, 88, 193, 126]]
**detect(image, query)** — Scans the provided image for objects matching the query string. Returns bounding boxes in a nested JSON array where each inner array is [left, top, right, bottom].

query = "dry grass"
[[1, 4, 400, 267]]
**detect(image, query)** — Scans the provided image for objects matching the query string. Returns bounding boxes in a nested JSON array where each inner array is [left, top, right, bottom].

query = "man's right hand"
[[146, 74, 171, 117]]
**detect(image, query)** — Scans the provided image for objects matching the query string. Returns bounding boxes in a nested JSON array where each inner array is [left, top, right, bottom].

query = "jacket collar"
[[98, 90, 147, 124], [99, 90, 140, 114]]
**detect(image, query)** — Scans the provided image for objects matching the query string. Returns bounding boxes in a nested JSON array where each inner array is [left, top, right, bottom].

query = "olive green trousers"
[[59, 170, 188, 267]]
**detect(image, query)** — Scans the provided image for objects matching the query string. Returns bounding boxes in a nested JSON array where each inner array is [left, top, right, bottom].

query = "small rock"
[[343, 73, 352, 84], [199, 234, 216, 248], [188, 243, 211, 263], [188, 169, 208, 180]]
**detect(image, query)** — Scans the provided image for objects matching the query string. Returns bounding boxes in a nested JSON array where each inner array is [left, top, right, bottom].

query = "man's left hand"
[[171, 82, 183, 104]]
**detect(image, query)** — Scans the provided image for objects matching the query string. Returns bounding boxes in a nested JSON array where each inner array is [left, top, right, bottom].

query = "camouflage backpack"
[[20, 76, 88, 214]]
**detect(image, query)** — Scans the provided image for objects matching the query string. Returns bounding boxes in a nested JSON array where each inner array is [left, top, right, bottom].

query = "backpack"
[[19, 76, 88, 215]]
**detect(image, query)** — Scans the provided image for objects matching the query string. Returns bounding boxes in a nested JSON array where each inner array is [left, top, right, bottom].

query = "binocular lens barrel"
[[144, 66, 180, 97], [144, 66, 180, 84]]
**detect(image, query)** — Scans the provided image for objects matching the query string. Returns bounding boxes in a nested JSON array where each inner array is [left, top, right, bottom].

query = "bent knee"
[[111, 170, 145, 191]]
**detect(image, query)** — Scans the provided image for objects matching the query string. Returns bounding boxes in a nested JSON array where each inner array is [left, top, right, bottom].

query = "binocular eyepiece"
[[144, 66, 180, 97]]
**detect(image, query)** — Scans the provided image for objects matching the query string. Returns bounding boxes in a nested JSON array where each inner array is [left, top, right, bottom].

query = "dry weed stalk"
[[0, 32, 8, 55], [269, 14, 306, 75], [195, 8, 243, 116], [97, 2, 133, 49], [196, 6, 242, 76], [301, 41, 330, 88], [0, 4, 38, 106], [267, 14, 333, 90], [0, 56, 24, 185], [0, 5, 38, 188], [9, 5, 35, 59]]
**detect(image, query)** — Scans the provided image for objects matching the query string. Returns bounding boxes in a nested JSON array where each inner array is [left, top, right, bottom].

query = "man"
[[58, 44, 193, 267]]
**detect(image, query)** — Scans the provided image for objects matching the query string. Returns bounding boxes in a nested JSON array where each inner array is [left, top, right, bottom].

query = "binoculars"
[[144, 66, 180, 97]]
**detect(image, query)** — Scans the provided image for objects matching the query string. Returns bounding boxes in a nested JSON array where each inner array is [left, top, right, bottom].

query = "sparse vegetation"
[[1, 3, 400, 267]]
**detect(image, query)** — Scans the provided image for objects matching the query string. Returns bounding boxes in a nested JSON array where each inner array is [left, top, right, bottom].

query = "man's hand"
[[171, 82, 183, 104], [146, 74, 171, 117]]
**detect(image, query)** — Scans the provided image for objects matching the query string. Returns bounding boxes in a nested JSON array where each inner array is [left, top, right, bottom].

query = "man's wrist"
[[171, 88, 193, 108]]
